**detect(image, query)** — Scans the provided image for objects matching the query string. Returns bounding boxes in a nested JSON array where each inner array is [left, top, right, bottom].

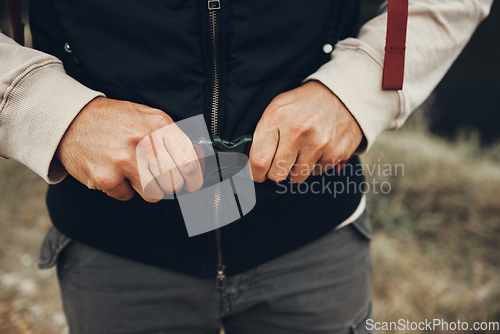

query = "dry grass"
[[0, 119, 499, 333], [365, 119, 500, 331]]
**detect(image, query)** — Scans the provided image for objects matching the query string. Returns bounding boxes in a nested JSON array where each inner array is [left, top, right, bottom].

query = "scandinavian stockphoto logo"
[[136, 115, 256, 237]]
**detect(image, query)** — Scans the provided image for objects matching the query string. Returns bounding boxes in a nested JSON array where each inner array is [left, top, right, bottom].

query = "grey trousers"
[[39, 212, 373, 334]]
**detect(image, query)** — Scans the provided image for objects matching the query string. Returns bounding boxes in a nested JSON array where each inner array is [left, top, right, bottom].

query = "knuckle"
[[130, 130, 152, 148], [93, 174, 122, 192], [291, 122, 312, 136], [267, 171, 287, 183], [316, 137, 330, 150], [179, 159, 199, 175], [324, 154, 341, 167], [112, 151, 134, 170], [250, 155, 269, 171], [271, 92, 292, 107], [151, 113, 172, 129], [270, 176, 287, 183], [115, 191, 134, 201], [269, 105, 285, 124]]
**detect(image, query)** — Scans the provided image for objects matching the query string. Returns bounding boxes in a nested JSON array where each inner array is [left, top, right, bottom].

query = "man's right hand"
[[56, 97, 204, 203]]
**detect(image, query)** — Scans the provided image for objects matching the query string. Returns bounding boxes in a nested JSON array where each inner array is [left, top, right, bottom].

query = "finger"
[[160, 124, 204, 192], [103, 178, 136, 201], [249, 118, 279, 182], [312, 155, 343, 176], [266, 132, 299, 182], [86, 173, 136, 201], [312, 139, 352, 176], [133, 174, 164, 203], [289, 149, 323, 183], [150, 133, 185, 194], [134, 135, 167, 202]]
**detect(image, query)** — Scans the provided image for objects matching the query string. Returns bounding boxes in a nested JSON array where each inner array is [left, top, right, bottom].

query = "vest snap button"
[[64, 42, 73, 53], [322, 43, 333, 54]]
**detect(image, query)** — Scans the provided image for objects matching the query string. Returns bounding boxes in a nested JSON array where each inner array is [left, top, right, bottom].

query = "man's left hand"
[[249, 81, 364, 183]]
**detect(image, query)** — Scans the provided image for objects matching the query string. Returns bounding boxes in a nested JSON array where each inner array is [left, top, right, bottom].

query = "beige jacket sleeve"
[[307, 0, 493, 152], [0, 33, 104, 183]]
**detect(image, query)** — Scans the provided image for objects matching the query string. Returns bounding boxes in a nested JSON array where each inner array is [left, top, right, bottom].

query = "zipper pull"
[[208, 0, 221, 10], [216, 266, 226, 291]]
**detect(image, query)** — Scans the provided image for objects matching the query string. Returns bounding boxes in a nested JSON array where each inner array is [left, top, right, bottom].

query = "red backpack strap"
[[6, 0, 25, 46], [382, 0, 409, 90]]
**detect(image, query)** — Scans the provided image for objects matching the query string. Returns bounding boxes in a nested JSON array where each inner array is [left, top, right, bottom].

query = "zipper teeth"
[[209, 10, 220, 137], [213, 187, 222, 227], [214, 192, 223, 264], [208, 2, 225, 282]]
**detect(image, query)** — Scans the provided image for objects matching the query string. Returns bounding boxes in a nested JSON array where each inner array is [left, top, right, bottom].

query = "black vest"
[[31, 0, 364, 278]]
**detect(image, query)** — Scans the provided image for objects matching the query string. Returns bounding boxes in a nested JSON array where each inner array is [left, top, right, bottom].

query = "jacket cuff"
[[305, 41, 403, 153], [0, 61, 104, 183]]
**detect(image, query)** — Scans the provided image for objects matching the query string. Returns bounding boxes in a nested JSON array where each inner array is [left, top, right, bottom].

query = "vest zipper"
[[208, 0, 221, 137], [208, 0, 226, 313]]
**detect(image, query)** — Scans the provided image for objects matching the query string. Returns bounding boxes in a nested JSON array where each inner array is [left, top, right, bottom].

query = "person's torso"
[[30, 0, 365, 278]]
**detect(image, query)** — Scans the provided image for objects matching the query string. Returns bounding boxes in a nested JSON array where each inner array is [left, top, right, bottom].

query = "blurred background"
[[1, 1, 499, 333]]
